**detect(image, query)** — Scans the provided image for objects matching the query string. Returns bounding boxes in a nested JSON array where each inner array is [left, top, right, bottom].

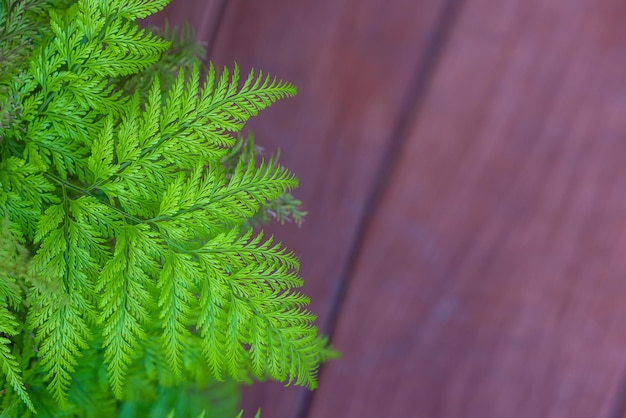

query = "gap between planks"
[[296, 0, 468, 416]]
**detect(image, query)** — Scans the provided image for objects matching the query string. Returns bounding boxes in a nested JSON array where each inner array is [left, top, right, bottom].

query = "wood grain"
[[205, 1, 450, 416], [308, 0, 626, 417]]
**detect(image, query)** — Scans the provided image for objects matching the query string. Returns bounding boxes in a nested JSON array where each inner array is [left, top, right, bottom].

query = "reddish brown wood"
[[205, 1, 450, 417], [308, 0, 626, 417], [142, 0, 224, 47]]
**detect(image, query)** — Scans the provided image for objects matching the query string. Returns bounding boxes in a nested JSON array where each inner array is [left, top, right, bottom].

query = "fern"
[[0, 221, 35, 412], [0, 0, 333, 416]]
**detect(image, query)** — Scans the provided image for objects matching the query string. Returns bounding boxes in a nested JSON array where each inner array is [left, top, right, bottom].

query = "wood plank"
[[206, 1, 451, 416], [308, 0, 626, 417]]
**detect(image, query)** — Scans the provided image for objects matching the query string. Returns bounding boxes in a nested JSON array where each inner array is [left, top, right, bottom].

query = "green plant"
[[0, 0, 334, 416]]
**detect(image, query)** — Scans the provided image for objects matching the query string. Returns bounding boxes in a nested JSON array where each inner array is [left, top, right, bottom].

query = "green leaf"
[[0, 307, 35, 412], [103, 0, 171, 21], [158, 250, 196, 378], [196, 230, 322, 388], [87, 117, 118, 184], [29, 199, 103, 404], [98, 224, 155, 398], [201, 64, 297, 131]]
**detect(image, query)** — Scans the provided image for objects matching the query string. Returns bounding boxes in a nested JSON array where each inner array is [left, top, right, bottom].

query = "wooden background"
[[152, 1, 626, 417]]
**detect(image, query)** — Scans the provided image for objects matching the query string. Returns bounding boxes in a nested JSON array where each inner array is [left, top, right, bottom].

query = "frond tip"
[[201, 63, 298, 131], [195, 230, 325, 388]]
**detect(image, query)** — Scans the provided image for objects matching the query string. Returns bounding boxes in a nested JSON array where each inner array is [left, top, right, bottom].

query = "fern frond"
[[195, 230, 322, 388], [28, 295, 91, 404], [29, 197, 107, 403], [157, 249, 199, 378], [0, 157, 57, 238], [14, 0, 169, 178], [97, 223, 155, 398], [87, 117, 118, 184], [94, 19, 170, 77], [102, 0, 171, 21], [235, 408, 262, 418], [201, 64, 297, 132], [0, 297, 34, 412], [217, 156, 299, 223], [95, 66, 296, 222], [120, 22, 206, 100], [150, 159, 297, 241], [0, 208, 37, 413], [0, 0, 52, 81]]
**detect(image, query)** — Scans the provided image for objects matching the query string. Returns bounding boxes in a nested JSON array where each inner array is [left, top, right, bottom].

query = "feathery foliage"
[[0, 0, 334, 416]]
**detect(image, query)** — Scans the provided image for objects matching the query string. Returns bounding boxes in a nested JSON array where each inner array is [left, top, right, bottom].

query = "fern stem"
[[85, 121, 206, 193], [45, 173, 145, 225], [61, 185, 70, 291]]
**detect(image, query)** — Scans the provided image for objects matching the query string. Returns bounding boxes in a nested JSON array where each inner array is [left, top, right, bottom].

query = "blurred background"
[[151, 0, 626, 417]]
